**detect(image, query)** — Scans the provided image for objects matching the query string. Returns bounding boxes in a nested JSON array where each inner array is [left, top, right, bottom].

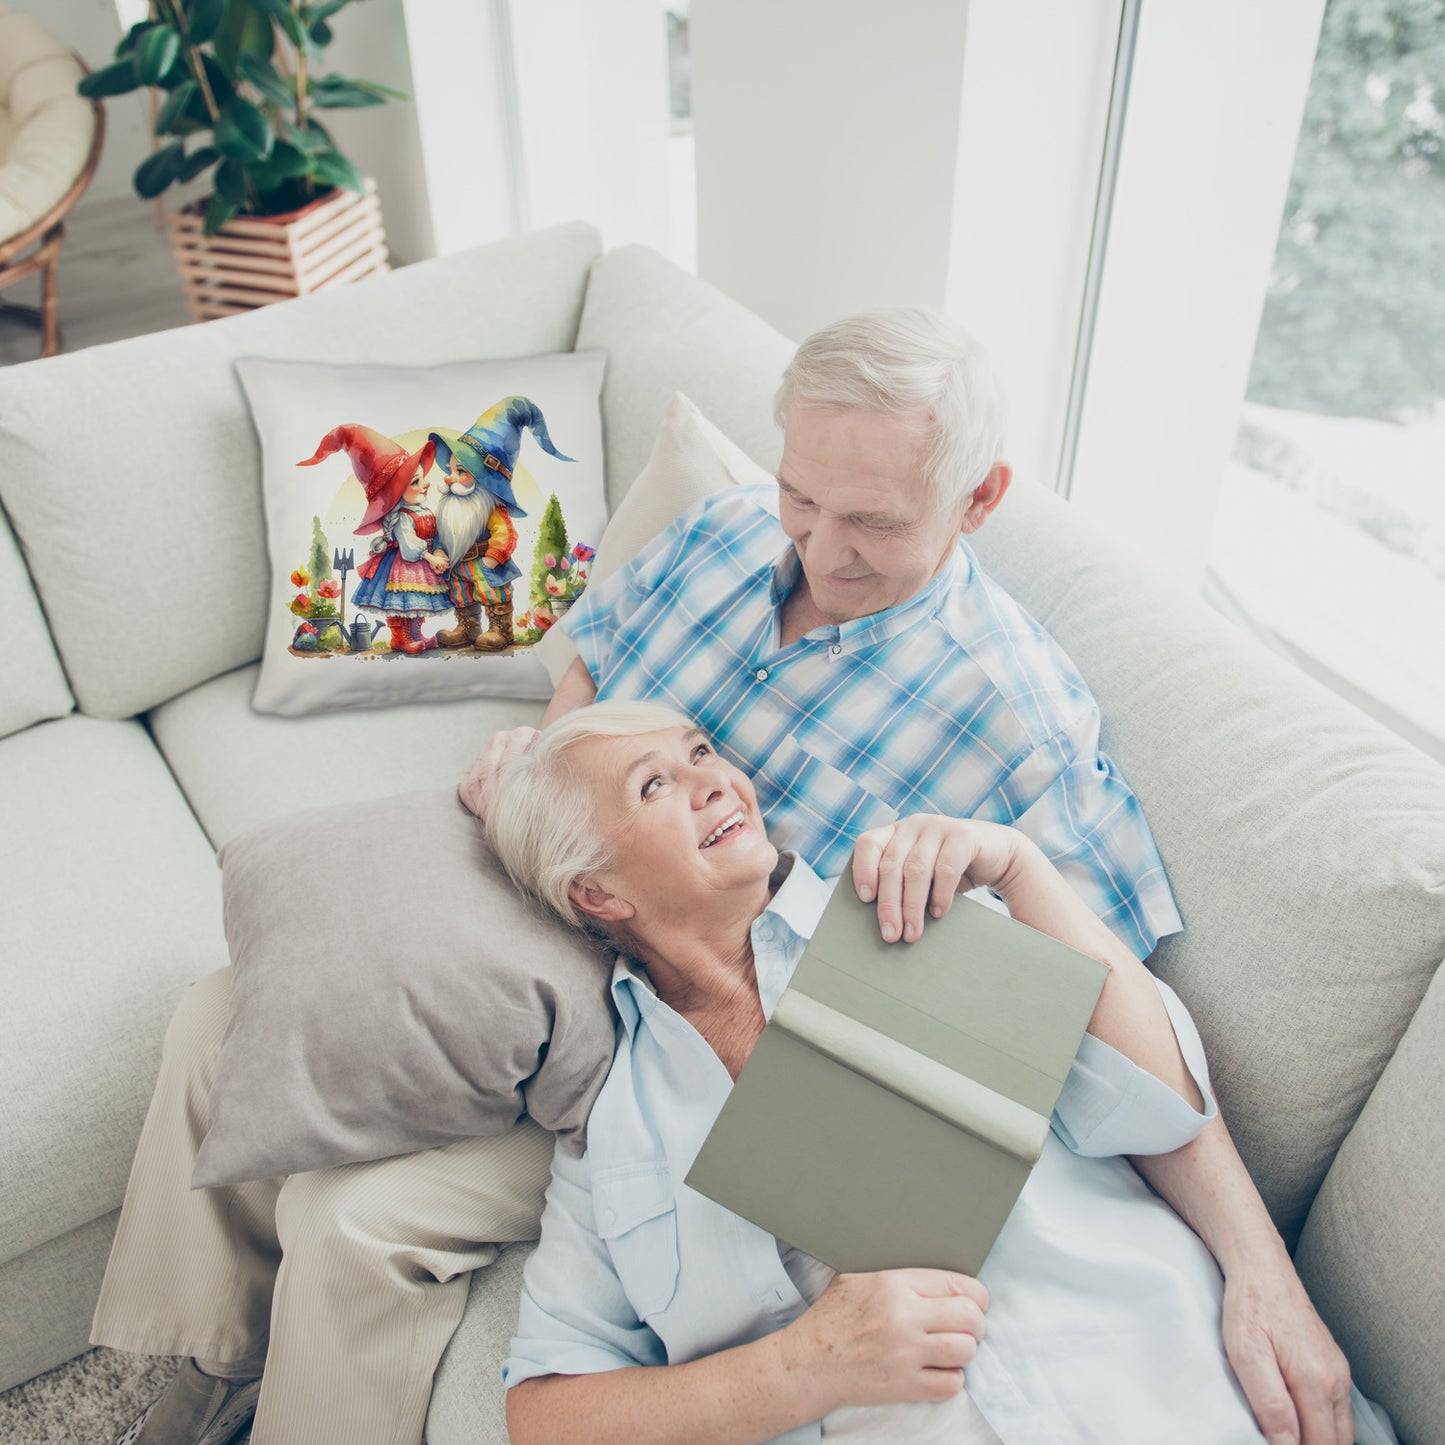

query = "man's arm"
[[1131, 1120, 1353, 1445]]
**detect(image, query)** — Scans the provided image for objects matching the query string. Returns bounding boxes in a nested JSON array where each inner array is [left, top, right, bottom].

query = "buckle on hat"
[[484, 454, 513, 483]]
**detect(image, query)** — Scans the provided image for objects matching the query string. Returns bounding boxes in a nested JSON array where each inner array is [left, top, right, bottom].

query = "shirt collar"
[[609, 852, 835, 1036], [767, 542, 973, 651]]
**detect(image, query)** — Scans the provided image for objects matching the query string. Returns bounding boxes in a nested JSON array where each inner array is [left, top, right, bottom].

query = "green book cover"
[[684, 886, 1109, 1276]]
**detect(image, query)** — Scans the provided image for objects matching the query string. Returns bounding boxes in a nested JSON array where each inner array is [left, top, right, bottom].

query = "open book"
[[685, 884, 1109, 1275]]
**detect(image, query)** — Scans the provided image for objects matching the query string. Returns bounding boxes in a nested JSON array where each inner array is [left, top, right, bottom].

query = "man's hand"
[[426, 549, 450, 573], [1221, 1263, 1352, 1445], [459, 726, 539, 822]]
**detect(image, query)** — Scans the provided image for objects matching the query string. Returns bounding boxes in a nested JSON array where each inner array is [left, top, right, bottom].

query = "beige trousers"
[[91, 968, 555, 1445]]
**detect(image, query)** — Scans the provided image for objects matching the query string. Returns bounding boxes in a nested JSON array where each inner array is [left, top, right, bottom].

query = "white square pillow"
[[238, 352, 608, 716], [533, 392, 773, 685]]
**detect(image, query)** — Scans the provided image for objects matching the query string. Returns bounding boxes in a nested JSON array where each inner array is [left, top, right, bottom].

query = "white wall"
[[690, 0, 972, 342]]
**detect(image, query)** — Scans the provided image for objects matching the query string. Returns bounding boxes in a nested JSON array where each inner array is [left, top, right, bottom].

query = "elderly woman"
[[486, 700, 1335, 1445]]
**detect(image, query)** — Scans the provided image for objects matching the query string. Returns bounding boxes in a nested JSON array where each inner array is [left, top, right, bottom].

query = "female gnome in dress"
[[297, 425, 450, 654]]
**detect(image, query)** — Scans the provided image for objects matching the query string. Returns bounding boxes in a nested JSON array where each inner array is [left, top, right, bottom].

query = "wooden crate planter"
[[166, 179, 389, 322]]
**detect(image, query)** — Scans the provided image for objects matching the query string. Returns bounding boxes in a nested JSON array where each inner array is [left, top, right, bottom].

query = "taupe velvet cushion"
[[193, 788, 617, 1187]]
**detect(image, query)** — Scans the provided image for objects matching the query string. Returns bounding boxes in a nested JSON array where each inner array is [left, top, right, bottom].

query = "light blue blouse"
[[505, 858, 1271, 1443]]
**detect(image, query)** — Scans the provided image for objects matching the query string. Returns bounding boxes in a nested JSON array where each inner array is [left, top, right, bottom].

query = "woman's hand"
[[852, 815, 1030, 943], [459, 726, 540, 821], [779, 1269, 989, 1411]]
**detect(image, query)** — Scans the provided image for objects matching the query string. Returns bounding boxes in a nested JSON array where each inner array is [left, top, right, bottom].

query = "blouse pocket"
[[593, 1162, 681, 1321], [757, 731, 898, 865]]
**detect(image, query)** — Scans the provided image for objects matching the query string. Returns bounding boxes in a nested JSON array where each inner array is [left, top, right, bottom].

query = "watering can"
[[349, 616, 384, 652]]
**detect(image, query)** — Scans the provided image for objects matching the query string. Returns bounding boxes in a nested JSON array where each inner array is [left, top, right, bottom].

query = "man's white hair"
[[488, 700, 696, 930], [774, 307, 1008, 510]]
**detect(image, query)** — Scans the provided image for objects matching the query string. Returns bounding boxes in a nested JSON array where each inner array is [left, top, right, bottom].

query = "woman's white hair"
[[774, 307, 1007, 511], [487, 700, 696, 930]]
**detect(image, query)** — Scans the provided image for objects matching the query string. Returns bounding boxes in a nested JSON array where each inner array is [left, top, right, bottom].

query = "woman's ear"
[[567, 879, 635, 924]]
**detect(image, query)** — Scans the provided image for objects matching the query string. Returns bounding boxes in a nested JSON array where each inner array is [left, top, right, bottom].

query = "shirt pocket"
[[593, 1163, 681, 1321], [757, 731, 898, 864]]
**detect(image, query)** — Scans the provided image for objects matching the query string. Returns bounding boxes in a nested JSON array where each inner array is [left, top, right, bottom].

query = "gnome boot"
[[407, 616, 438, 652], [437, 603, 481, 648], [387, 615, 424, 654], [472, 599, 513, 652]]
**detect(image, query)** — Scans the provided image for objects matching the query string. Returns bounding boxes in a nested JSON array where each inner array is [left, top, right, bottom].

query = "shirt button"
[[755, 668, 769, 681], [830, 644, 842, 655]]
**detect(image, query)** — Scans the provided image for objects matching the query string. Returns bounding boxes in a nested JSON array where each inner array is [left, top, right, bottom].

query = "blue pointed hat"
[[429, 396, 575, 518]]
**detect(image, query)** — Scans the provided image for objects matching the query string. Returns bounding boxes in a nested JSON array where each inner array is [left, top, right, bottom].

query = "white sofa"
[[1, 222, 1441, 1444]]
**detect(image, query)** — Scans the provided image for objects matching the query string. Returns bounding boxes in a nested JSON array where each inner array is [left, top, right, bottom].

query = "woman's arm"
[[851, 816, 1202, 1108], [509, 1269, 987, 1445]]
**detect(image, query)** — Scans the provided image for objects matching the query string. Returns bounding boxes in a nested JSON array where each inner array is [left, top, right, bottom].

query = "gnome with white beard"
[[429, 397, 575, 651]]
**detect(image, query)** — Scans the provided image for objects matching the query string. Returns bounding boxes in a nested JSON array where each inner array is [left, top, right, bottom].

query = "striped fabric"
[[562, 486, 1181, 960], [448, 505, 520, 606]]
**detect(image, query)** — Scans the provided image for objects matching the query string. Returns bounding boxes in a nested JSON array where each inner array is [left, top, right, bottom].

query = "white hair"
[[774, 307, 1008, 510], [487, 700, 696, 930]]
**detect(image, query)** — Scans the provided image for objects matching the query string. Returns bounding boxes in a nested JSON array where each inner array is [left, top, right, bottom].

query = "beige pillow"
[[532, 392, 773, 685], [194, 788, 618, 1187]]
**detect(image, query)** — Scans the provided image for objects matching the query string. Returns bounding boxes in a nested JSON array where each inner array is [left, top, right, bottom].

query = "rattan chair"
[[0, 7, 104, 359]]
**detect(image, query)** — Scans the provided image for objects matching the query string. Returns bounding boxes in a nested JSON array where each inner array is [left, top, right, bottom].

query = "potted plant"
[[79, 0, 403, 319]]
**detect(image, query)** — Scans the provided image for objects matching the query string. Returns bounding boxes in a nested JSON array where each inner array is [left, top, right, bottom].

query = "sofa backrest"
[[0, 221, 602, 721], [0, 502, 71, 737], [969, 477, 1445, 1245]]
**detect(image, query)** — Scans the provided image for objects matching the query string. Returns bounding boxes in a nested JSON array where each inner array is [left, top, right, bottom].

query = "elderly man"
[[95, 311, 1351, 1445]]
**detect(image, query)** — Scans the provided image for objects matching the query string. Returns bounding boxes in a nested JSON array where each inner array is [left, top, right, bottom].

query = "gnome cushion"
[[237, 352, 607, 717]]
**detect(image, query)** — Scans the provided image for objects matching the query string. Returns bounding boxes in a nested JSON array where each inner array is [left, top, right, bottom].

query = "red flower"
[[290, 567, 310, 588], [295, 591, 311, 608], [299, 622, 318, 635], [534, 611, 556, 632], [572, 543, 596, 561], [317, 578, 342, 599]]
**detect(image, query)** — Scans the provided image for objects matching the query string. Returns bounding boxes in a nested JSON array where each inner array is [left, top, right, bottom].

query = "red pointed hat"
[[298, 425, 437, 535]]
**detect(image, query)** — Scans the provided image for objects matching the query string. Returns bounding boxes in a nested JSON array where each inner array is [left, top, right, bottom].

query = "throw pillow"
[[193, 788, 618, 1188], [237, 352, 608, 716], [533, 391, 773, 685]]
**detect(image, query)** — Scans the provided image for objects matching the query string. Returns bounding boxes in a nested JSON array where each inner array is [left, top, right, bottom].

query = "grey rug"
[[0, 1350, 189, 1445]]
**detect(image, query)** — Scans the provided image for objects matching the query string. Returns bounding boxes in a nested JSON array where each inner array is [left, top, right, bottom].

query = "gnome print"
[[297, 426, 449, 654], [429, 396, 575, 652]]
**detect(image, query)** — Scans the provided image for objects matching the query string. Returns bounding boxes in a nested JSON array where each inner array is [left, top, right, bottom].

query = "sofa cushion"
[[1295, 958, 1445, 1445], [236, 351, 606, 716], [0, 715, 227, 1267], [0, 222, 602, 721], [968, 478, 1445, 1244], [576, 245, 794, 509], [148, 663, 544, 850], [196, 791, 615, 1186], [0, 502, 71, 738]]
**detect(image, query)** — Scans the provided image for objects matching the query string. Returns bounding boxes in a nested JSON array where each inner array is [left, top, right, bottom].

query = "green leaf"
[[115, 20, 156, 59], [281, 115, 331, 153], [247, 0, 306, 45], [239, 52, 295, 107], [263, 140, 311, 179], [134, 25, 181, 85], [215, 156, 249, 204], [186, 0, 227, 47], [308, 75, 384, 108], [309, 148, 363, 194], [350, 78, 408, 101], [178, 145, 220, 182], [214, 0, 275, 75], [79, 59, 143, 98], [301, 0, 352, 23], [215, 95, 274, 160], [154, 79, 198, 135], [134, 142, 185, 199], [308, 18, 332, 47], [199, 53, 236, 107], [203, 193, 238, 235]]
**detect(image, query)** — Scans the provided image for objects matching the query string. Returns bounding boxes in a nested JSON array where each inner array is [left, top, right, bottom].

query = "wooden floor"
[[0, 194, 192, 367]]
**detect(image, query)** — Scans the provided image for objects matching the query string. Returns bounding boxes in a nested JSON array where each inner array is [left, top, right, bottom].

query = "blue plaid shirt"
[[561, 485, 1180, 959]]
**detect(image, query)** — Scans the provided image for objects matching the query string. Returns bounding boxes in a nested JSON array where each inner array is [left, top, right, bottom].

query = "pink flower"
[[317, 578, 342, 599], [572, 543, 595, 561], [544, 575, 564, 597], [534, 611, 556, 632], [544, 553, 558, 569], [290, 567, 310, 588]]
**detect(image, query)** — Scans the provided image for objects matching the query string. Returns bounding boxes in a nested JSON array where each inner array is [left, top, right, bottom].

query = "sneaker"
[[113, 1359, 262, 1445]]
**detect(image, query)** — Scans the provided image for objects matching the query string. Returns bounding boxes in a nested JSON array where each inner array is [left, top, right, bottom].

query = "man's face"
[[445, 455, 473, 489], [776, 406, 973, 623]]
